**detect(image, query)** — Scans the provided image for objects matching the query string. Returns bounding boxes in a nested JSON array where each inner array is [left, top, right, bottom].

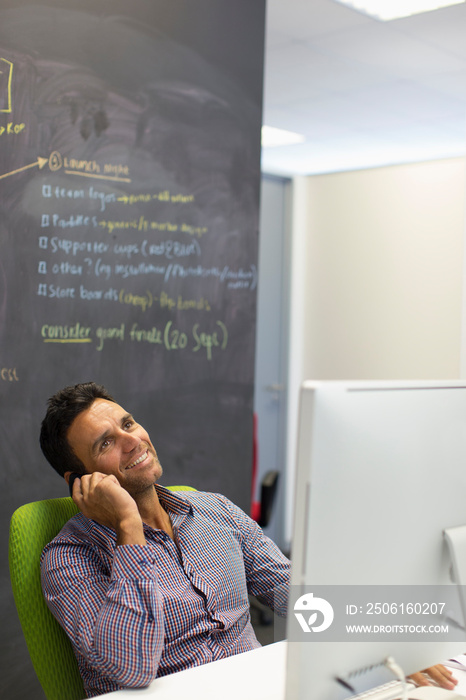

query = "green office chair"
[[9, 486, 196, 700]]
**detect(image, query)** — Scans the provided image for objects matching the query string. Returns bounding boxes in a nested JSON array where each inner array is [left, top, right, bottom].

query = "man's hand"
[[409, 664, 458, 690], [71, 472, 146, 545]]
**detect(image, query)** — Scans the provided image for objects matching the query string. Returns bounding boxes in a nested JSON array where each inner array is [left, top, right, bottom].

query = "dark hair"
[[40, 382, 116, 478]]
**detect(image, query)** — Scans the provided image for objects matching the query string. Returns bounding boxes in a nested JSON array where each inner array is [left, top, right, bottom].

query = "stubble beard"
[[125, 454, 163, 499]]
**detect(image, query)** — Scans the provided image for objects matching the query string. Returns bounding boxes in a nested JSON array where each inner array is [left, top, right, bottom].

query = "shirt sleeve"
[[217, 495, 290, 617], [41, 535, 164, 689]]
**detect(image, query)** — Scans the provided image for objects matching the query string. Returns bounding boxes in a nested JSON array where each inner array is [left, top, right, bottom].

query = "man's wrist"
[[115, 514, 146, 546]]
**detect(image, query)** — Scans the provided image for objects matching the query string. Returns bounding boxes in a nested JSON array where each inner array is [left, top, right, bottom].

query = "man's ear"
[[64, 471, 72, 484]]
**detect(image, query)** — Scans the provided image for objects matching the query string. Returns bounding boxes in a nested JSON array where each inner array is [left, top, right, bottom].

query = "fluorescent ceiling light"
[[333, 0, 464, 21], [261, 125, 306, 148]]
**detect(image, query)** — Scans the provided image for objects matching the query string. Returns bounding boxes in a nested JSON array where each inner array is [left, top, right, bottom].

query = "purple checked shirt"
[[41, 486, 290, 697]]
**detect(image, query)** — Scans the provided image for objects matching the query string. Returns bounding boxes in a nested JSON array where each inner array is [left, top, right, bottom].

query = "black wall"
[[0, 1, 265, 696]]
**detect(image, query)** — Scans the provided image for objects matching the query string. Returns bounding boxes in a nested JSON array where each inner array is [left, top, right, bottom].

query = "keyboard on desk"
[[353, 679, 416, 700]]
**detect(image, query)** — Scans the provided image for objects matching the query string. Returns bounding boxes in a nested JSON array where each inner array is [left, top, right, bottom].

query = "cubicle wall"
[[254, 175, 291, 552]]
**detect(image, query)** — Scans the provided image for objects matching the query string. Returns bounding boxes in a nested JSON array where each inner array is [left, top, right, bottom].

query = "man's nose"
[[119, 430, 140, 451]]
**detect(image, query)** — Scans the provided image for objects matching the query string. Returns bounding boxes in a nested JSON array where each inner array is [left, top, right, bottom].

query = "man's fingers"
[[409, 665, 457, 690], [424, 665, 457, 689], [409, 672, 430, 687]]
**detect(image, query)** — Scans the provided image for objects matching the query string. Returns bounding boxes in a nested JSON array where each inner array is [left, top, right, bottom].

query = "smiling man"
[[65, 397, 170, 543], [39, 382, 290, 698]]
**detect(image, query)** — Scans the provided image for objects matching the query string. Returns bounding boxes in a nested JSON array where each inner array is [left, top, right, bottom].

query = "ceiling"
[[261, 0, 466, 175]]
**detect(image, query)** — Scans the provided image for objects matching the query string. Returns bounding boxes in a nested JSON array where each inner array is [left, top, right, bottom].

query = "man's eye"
[[101, 439, 110, 450], [124, 420, 134, 429]]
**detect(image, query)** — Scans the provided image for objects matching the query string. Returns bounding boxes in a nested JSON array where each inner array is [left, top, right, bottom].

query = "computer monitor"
[[286, 380, 466, 699]]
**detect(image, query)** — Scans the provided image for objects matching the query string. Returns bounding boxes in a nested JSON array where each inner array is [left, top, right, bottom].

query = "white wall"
[[302, 157, 466, 380], [285, 157, 466, 542]]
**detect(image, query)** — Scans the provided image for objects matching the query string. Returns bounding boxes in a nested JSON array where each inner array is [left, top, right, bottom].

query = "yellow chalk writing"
[[39, 321, 229, 358], [0, 57, 13, 113], [64, 156, 100, 173], [130, 323, 163, 344], [164, 321, 188, 351], [117, 191, 195, 205], [119, 289, 153, 312], [103, 163, 129, 176], [181, 224, 208, 237], [1, 367, 19, 381], [192, 321, 228, 360], [99, 219, 180, 234], [117, 194, 152, 205], [0, 122, 25, 136], [160, 291, 176, 310], [99, 219, 140, 234], [177, 295, 211, 311], [170, 193, 194, 203], [150, 220, 178, 232], [41, 323, 92, 341], [95, 324, 125, 351]]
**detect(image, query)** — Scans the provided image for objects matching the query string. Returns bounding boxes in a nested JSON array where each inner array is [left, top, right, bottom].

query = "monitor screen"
[[286, 380, 466, 699]]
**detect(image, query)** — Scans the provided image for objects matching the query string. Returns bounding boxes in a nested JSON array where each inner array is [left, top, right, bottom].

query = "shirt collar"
[[155, 483, 194, 516]]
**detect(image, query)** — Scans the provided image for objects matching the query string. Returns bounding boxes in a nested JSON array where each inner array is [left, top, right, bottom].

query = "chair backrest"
[[9, 497, 84, 700], [9, 486, 196, 700]]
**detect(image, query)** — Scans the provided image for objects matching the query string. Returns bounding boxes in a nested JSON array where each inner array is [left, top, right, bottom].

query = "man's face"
[[67, 398, 163, 496]]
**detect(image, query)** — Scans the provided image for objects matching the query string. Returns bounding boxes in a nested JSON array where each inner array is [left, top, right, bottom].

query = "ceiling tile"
[[263, 0, 466, 174]]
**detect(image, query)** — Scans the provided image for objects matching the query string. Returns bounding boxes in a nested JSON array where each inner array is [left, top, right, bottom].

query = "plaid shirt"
[[41, 486, 290, 697]]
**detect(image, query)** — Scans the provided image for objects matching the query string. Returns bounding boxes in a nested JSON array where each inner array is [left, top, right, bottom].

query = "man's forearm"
[[42, 540, 164, 689]]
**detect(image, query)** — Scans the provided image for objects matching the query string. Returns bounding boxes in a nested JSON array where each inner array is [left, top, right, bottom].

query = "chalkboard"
[[0, 1, 265, 697]]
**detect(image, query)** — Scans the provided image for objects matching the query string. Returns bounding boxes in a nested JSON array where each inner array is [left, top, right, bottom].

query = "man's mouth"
[[125, 451, 148, 470]]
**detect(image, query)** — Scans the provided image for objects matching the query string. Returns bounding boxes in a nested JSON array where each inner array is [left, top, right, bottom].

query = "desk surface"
[[98, 641, 287, 700], [96, 642, 466, 700]]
